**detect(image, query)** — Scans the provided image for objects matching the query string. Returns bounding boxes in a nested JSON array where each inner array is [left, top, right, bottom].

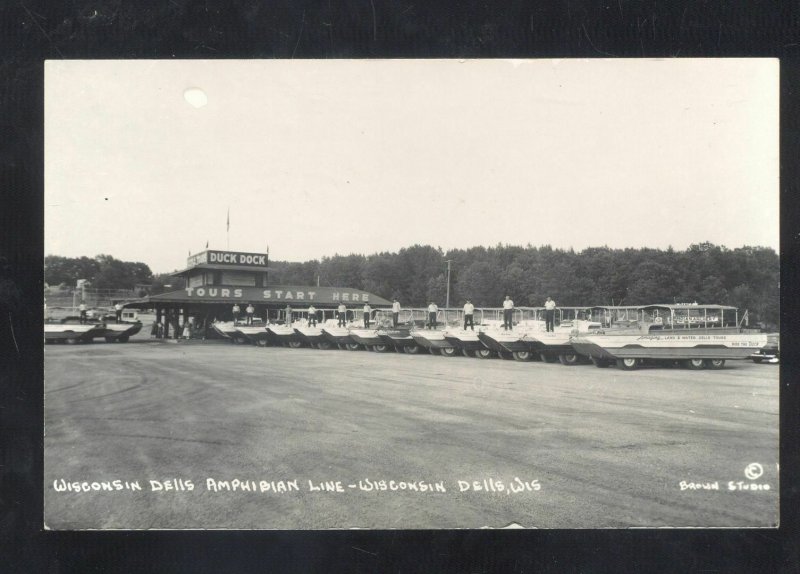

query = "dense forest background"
[[45, 242, 780, 327]]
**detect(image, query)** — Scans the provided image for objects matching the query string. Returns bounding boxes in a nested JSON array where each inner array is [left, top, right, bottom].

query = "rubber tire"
[[499, 351, 514, 360], [539, 353, 557, 363], [66, 337, 79, 345], [474, 349, 494, 359], [404, 345, 421, 354], [346, 343, 361, 351], [616, 357, 639, 370], [316, 340, 332, 350], [591, 357, 611, 368], [752, 357, 763, 364], [684, 358, 706, 370], [337, 343, 348, 350], [288, 341, 303, 348], [705, 359, 726, 370], [256, 339, 269, 347], [440, 347, 458, 357], [461, 348, 474, 358], [512, 351, 533, 362], [558, 353, 581, 366], [428, 347, 440, 355]]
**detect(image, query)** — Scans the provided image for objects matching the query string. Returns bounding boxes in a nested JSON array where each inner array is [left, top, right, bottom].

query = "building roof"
[[171, 263, 272, 276]]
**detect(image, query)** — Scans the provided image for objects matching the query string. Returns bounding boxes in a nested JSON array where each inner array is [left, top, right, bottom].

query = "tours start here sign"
[[151, 285, 392, 306], [187, 250, 268, 268]]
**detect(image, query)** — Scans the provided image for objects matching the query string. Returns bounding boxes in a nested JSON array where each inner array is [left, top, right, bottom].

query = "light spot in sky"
[[184, 88, 208, 108]]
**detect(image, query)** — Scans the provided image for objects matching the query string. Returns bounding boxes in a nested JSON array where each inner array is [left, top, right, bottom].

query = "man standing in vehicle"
[[363, 303, 372, 328], [114, 302, 123, 323], [427, 302, 439, 329], [245, 303, 255, 325], [502, 295, 514, 330], [307, 304, 317, 326], [463, 299, 475, 331], [337, 302, 348, 327], [545, 296, 557, 332], [391, 299, 401, 327], [232, 303, 241, 325], [79, 300, 87, 324]]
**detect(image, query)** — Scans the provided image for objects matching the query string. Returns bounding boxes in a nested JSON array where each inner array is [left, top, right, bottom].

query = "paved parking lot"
[[44, 338, 779, 529]]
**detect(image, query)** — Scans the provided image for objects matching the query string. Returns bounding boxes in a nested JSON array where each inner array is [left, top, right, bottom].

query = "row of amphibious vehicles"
[[213, 304, 769, 370]]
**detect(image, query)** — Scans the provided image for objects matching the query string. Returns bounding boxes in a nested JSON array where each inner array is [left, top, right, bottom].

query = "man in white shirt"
[[114, 302, 123, 323], [427, 302, 439, 329], [363, 303, 372, 328], [544, 297, 557, 332], [502, 295, 514, 330], [232, 303, 241, 325], [463, 300, 475, 331], [391, 299, 401, 328], [307, 304, 317, 326], [79, 300, 87, 324], [245, 303, 255, 325], [337, 303, 348, 327]]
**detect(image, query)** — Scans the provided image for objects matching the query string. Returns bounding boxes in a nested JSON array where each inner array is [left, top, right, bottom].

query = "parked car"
[[751, 333, 779, 364]]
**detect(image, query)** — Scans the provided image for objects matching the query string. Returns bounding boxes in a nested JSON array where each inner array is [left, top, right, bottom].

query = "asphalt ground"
[[44, 333, 779, 530]]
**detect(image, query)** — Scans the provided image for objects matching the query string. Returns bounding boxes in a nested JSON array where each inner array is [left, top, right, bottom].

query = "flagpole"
[[226, 206, 230, 250]]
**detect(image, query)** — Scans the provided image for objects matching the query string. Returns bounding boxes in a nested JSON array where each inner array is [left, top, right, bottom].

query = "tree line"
[[45, 243, 780, 327], [269, 243, 779, 328]]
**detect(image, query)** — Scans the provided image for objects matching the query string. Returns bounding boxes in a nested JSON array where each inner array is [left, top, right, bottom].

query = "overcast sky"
[[45, 59, 778, 273]]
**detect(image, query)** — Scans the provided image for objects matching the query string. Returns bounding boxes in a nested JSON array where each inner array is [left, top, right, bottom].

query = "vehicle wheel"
[[461, 348, 474, 358], [474, 349, 494, 359], [440, 347, 458, 357], [256, 339, 269, 347], [752, 357, 763, 364], [499, 351, 514, 360], [372, 344, 389, 353], [316, 341, 332, 350], [428, 347, 440, 355], [66, 337, 79, 345], [616, 357, 639, 370], [591, 357, 611, 368], [683, 358, 706, 370], [337, 343, 348, 350], [512, 351, 533, 362], [705, 359, 726, 370], [346, 343, 361, 351], [288, 341, 303, 349], [404, 345, 420, 354], [558, 353, 581, 366], [539, 353, 557, 363]]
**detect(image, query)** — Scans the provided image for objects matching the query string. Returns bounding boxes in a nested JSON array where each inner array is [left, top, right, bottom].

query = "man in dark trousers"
[[502, 295, 514, 330], [337, 303, 347, 327], [232, 303, 241, 325], [114, 302, 123, 323], [363, 303, 372, 328], [245, 303, 255, 325], [79, 300, 87, 324], [544, 296, 557, 332], [427, 302, 438, 329], [463, 300, 475, 331]]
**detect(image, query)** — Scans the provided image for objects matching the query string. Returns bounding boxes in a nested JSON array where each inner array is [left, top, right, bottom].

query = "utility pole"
[[445, 259, 452, 308]]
